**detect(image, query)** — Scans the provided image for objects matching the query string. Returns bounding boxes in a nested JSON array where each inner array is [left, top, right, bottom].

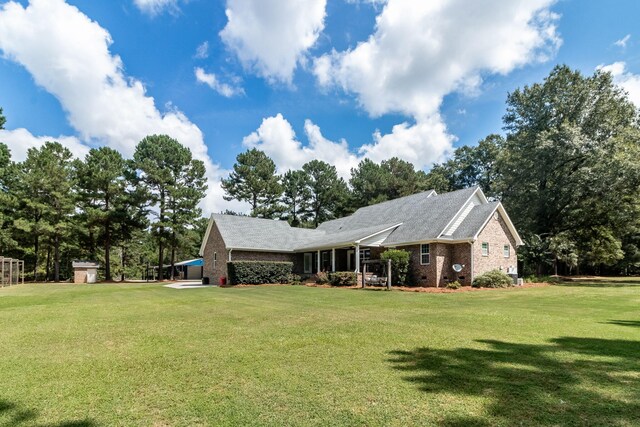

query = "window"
[[359, 248, 371, 261], [213, 252, 217, 269], [420, 244, 430, 265], [503, 245, 510, 258], [322, 251, 330, 271], [303, 253, 312, 274], [481, 242, 489, 256]]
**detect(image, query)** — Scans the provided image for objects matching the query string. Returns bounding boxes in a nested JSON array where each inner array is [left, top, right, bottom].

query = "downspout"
[[228, 248, 233, 262], [469, 242, 474, 285]]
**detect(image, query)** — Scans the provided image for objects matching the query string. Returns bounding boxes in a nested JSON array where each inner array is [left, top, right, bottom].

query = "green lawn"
[[0, 281, 638, 426]]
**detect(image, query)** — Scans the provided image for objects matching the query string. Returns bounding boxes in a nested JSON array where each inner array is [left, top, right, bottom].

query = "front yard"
[[0, 280, 638, 426]]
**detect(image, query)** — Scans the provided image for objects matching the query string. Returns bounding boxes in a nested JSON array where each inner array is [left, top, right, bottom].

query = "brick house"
[[199, 186, 523, 286]]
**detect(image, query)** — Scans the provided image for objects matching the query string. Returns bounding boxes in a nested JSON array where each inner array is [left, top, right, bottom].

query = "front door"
[[347, 250, 355, 271], [303, 253, 312, 274]]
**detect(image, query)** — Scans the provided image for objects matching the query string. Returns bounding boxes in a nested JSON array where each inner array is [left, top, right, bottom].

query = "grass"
[[0, 280, 638, 426]]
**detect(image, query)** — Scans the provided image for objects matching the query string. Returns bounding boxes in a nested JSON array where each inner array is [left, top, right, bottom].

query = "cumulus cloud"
[[313, 0, 560, 168], [242, 114, 359, 178], [220, 0, 327, 83], [195, 67, 244, 97], [241, 113, 452, 179], [598, 62, 640, 107], [133, 0, 179, 16], [316, 0, 560, 118], [0, 128, 89, 162], [0, 0, 244, 214]]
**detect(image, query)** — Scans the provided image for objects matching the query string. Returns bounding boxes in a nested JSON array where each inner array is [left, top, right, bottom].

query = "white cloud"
[[195, 67, 244, 97], [242, 114, 359, 178], [314, 0, 560, 168], [0, 0, 244, 214], [133, 0, 179, 16], [241, 113, 452, 179], [598, 62, 640, 107], [194, 41, 209, 59], [0, 128, 89, 162], [220, 0, 327, 83], [614, 34, 631, 48]]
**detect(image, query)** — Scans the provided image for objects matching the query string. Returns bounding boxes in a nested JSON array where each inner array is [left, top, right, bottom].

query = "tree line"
[[1, 65, 638, 279], [221, 66, 640, 276], [0, 126, 207, 281]]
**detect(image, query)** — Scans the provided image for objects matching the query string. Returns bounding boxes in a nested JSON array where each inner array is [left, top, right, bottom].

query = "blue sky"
[[1, 0, 639, 213]]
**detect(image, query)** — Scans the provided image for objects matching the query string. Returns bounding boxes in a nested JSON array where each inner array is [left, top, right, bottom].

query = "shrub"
[[525, 275, 561, 284], [315, 271, 330, 284], [380, 249, 410, 285], [329, 271, 357, 286], [472, 269, 514, 288], [446, 280, 461, 290], [227, 261, 293, 285], [289, 274, 302, 286]]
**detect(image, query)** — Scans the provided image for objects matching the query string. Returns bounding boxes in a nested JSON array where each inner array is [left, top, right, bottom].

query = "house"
[[199, 186, 523, 286]]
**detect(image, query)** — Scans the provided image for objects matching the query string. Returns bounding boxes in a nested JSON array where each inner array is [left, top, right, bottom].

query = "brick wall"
[[396, 243, 472, 286], [232, 250, 296, 263], [202, 222, 228, 283], [473, 211, 518, 278]]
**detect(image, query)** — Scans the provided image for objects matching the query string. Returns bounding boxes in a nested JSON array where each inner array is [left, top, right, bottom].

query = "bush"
[[380, 249, 410, 285], [315, 271, 329, 284], [329, 271, 357, 286], [472, 269, 514, 288], [525, 275, 561, 284], [289, 274, 302, 286], [446, 280, 461, 290], [227, 261, 293, 285]]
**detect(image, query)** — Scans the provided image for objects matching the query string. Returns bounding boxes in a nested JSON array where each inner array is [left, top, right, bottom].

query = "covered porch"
[[294, 222, 402, 277], [296, 245, 386, 275]]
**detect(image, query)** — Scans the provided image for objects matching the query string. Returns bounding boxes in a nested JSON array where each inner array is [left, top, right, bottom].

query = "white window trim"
[[359, 248, 371, 262], [481, 242, 489, 256], [420, 244, 430, 265], [503, 245, 510, 258]]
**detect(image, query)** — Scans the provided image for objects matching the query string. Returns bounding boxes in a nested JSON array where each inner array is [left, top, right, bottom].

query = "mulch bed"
[[221, 282, 550, 292], [304, 282, 549, 292]]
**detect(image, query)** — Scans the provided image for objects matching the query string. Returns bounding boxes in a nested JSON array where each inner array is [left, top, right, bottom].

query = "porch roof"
[[294, 222, 401, 251]]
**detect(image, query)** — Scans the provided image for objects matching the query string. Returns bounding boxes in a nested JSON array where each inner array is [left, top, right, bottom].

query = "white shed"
[[72, 261, 100, 284]]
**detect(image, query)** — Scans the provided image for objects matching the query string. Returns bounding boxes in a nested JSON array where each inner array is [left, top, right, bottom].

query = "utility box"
[[72, 261, 100, 284]]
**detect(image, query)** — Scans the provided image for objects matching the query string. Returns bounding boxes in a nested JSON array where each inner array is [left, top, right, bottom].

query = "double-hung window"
[[503, 245, 510, 258], [420, 244, 430, 265], [481, 242, 489, 256]]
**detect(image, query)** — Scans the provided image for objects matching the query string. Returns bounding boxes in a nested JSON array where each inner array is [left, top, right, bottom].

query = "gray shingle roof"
[[295, 222, 401, 251], [208, 186, 506, 252], [377, 187, 478, 245], [211, 214, 323, 252], [451, 202, 499, 240]]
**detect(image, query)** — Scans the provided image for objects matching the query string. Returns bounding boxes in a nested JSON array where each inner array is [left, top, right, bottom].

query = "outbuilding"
[[72, 261, 100, 284]]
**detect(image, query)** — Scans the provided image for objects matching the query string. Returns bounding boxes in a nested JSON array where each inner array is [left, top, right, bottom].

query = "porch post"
[[355, 244, 360, 273], [331, 248, 336, 272], [317, 250, 321, 273]]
